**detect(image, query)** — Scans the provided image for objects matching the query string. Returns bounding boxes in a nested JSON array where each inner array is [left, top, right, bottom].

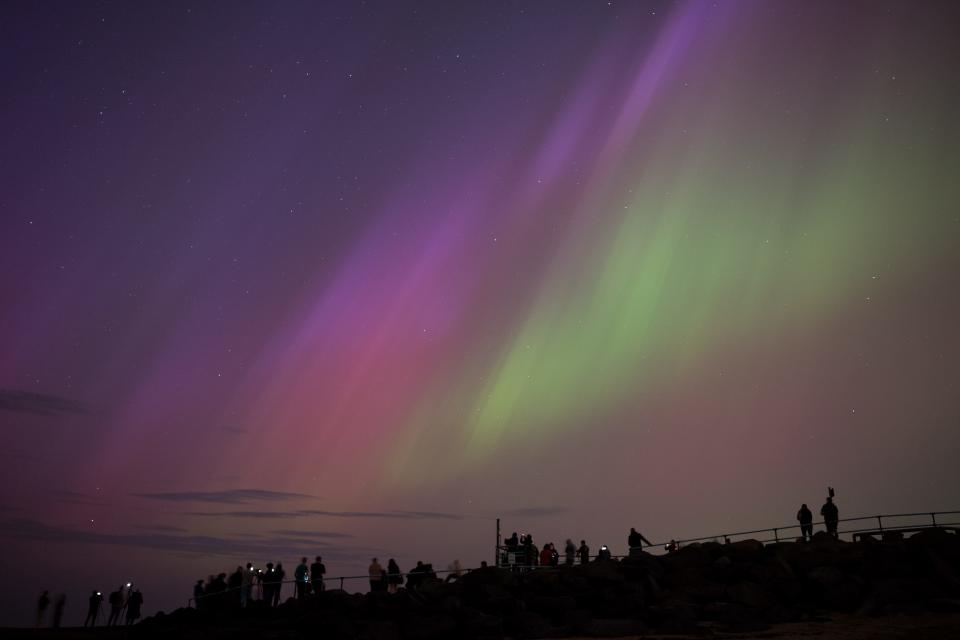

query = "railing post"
[[877, 515, 883, 532], [932, 513, 938, 527], [340, 577, 345, 590], [773, 528, 779, 542]]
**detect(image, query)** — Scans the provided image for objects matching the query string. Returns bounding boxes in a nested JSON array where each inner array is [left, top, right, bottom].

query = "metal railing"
[[640, 510, 960, 550]]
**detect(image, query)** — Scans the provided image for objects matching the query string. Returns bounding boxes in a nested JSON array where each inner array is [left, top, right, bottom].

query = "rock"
[[562, 608, 593, 634], [882, 531, 905, 543], [648, 602, 700, 634], [725, 581, 775, 609], [403, 615, 458, 640], [586, 617, 648, 637], [808, 566, 863, 611], [508, 610, 557, 638]]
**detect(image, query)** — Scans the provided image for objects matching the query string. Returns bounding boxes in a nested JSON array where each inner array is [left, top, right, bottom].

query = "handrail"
[[640, 510, 960, 550]]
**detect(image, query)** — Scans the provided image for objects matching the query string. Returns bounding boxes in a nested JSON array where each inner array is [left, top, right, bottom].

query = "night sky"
[[2, 0, 959, 627]]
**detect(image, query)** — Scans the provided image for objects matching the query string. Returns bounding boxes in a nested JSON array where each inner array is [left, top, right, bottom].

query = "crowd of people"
[[500, 530, 638, 569], [36, 584, 143, 628], [193, 556, 328, 610], [75, 584, 144, 628], [34, 491, 847, 625]]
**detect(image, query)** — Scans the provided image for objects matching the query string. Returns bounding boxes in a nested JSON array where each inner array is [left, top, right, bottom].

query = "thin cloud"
[[0, 390, 88, 416], [185, 509, 463, 521], [133, 524, 189, 533], [0, 517, 373, 562], [270, 529, 354, 539], [502, 506, 569, 517], [134, 489, 316, 504]]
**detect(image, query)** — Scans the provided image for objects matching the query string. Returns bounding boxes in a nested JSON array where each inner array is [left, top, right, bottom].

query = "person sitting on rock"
[[820, 497, 839, 537], [797, 503, 814, 541]]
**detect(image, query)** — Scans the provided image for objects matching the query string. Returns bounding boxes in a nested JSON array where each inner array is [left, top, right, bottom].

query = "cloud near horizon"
[[502, 506, 569, 518], [185, 509, 464, 521], [133, 489, 317, 504], [0, 517, 375, 563], [0, 390, 89, 416]]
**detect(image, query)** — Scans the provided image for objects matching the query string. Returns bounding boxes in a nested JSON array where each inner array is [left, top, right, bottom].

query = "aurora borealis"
[[2, 0, 959, 626]]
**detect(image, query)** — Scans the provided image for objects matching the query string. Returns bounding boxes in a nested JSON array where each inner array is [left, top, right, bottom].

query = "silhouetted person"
[[228, 567, 243, 606], [36, 590, 50, 627], [628, 527, 651, 555], [295, 557, 309, 599], [387, 558, 402, 593], [578, 540, 590, 565], [505, 532, 519, 551], [480, 560, 488, 568], [272, 563, 285, 606], [368, 557, 384, 592], [52, 594, 65, 628], [107, 587, 123, 625], [797, 503, 813, 541], [211, 573, 228, 609], [539, 543, 552, 567], [597, 545, 612, 561], [84, 590, 102, 627], [125, 589, 143, 625], [407, 561, 425, 590], [445, 559, 462, 583], [193, 579, 204, 609], [564, 539, 576, 565], [666, 539, 679, 553], [259, 563, 273, 603], [821, 496, 839, 537], [523, 534, 537, 568], [311, 556, 326, 594], [241, 563, 255, 606]]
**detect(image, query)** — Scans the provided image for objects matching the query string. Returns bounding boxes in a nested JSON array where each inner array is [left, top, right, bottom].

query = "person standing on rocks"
[[387, 559, 402, 593], [821, 496, 839, 537], [564, 539, 576, 565], [272, 562, 285, 606], [797, 503, 814, 541], [241, 563, 255, 606], [368, 557, 384, 592], [311, 556, 327, 593], [294, 557, 309, 599], [539, 543, 553, 567], [628, 527, 651, 555], [578, 539, 590, 565]]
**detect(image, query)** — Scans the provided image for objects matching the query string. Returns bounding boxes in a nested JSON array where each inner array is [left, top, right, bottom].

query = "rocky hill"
[[131, 529, 960, 639]]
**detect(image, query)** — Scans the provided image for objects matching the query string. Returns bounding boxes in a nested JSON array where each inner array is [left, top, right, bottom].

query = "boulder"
[[586, 617, 648, 637]]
